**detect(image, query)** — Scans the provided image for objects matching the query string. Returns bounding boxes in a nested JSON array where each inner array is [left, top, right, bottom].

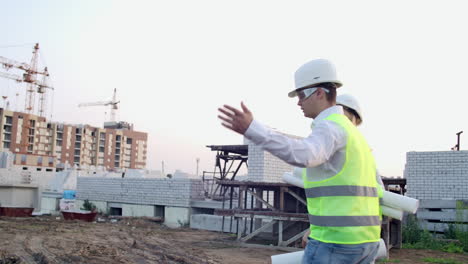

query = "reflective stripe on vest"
[[308, 215, 381, 227], [305, 185, 378, 198]]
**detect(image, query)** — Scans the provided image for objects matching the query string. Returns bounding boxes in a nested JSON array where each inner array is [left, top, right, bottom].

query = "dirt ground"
[[0, 216, 467, 264]]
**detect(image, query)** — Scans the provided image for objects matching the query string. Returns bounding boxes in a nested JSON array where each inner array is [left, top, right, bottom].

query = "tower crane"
[[0, 43, 53, 116], [78, 88, 120, 122]]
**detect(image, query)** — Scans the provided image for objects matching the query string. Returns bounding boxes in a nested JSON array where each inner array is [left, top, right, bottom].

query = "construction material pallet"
[[416, 199, 468, 233]]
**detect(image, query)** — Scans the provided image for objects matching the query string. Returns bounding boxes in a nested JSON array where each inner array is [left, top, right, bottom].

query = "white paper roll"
[[375, 238, 388, 260], [381, 205, 403, 220], [271, 250, 303, 264], [293, 167, 303, 179], [382, 191, 419, 214], [282, 172, 304, 188]]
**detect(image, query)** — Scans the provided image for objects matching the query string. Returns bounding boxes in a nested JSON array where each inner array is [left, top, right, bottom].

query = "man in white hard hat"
[[300, 93, 385, 256], [218, 58, 381, 264], [337, 94, 363, 126]]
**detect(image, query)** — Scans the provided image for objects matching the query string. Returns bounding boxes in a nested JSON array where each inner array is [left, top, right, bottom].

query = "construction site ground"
[[1, 216, 467, 264]]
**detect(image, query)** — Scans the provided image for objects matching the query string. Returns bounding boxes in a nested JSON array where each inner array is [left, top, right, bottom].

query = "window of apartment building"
[[47, 123, 52, 129], [28, 137, 34, 143], [3, 125, 11, 132], [74, 150, 80, 156], [21, 155, 27, 162], [126, 138, 132, 144], [114, 161, 120, 167], [116, 135, 121, 141], [37, 156, 43, 164], [74, 142, 81, 149], [74, 157, 80, 163], [76, 128, 81, 134], [75, 135, 81, 142], [28, 128, 35, 136], [49, 157, 54, 165], [56, 139, 62, 146], [3, 142, 10, 148], [4, 134, 11, 141], [29, 120, 35, 127], [99, 146, 104, 153], [27, 145, 33, 152], [5, 116, 12, 124]]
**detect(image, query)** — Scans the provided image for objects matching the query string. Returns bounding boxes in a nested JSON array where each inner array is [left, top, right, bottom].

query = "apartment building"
[[0, 108, 147, 170]]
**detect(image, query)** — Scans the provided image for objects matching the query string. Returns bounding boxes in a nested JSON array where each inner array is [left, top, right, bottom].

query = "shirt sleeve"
[[244, 119, 346, 168]]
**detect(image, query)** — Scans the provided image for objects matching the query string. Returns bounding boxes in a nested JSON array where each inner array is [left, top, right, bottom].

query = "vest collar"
[[311, 105, 344, 128]]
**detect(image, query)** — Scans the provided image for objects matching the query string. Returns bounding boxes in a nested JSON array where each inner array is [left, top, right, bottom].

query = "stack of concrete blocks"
[[76, 177, 205, 227], [405, 151, 468, 200], [405, 150, 468, 232], [244, 131, 303, 183]]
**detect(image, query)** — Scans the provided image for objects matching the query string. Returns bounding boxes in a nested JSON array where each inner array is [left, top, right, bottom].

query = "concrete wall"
[[41, 191, 61, 214], [0, 168, 56, 190], [164, 206, 191, 228], [0, 184, 40, 209], [405, 151, 468, 199], [122, 204, 155, 217], [76, 177, 204, 207]]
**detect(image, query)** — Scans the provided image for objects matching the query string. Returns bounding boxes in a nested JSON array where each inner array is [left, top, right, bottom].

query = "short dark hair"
[[319, 83, 337, 103]]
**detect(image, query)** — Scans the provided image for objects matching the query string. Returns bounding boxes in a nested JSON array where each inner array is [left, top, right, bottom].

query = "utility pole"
[[452, 131, 463, 151], [456, 131, 463, 151]]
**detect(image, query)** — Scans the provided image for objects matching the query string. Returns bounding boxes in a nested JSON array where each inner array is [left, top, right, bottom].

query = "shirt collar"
[[311, 105, 344, 128]]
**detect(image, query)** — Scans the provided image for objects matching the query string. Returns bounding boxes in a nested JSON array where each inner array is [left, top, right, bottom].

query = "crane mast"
[[0, 43, 53, 117]]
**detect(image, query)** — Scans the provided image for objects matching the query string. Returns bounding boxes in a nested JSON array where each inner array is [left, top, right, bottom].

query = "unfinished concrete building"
[[0, 108, 147, 171]]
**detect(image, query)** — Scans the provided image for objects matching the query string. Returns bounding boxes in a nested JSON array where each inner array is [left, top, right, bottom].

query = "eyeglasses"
[[296, 87, 329, 101]]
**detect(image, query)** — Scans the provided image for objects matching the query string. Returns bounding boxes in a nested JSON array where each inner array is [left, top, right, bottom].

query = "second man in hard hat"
[[218, 58, 381, 264]]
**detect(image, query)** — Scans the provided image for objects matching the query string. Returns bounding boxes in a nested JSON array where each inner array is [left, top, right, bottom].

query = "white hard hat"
[[289, 59, 342, 98], [336, 94, 363, 123]]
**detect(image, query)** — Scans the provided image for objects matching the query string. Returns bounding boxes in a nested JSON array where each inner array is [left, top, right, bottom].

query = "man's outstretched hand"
[[218, 102, 253, 135]]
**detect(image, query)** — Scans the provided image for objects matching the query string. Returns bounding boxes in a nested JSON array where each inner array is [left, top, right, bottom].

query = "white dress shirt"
[[244, 105, 346, 169]]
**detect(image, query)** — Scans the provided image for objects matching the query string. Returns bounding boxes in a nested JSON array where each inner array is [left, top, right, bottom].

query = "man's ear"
[[317, 88, 325, 99]]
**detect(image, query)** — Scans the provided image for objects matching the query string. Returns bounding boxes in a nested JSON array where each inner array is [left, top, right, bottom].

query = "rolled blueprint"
[[271, 250, 303, 264], [381, 205, 403, 220], [382, 190, 419, 214], [376, 238, 388, 260]]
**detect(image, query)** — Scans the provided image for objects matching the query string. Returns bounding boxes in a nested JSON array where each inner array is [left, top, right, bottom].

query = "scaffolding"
[[205, 144, 404, 251]]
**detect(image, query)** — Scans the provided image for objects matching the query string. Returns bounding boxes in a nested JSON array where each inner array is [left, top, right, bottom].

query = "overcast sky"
[[1, 1, 467, 177]]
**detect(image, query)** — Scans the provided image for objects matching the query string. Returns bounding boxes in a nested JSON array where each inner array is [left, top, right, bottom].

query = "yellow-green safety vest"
[[302, 113, 382, 244]]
